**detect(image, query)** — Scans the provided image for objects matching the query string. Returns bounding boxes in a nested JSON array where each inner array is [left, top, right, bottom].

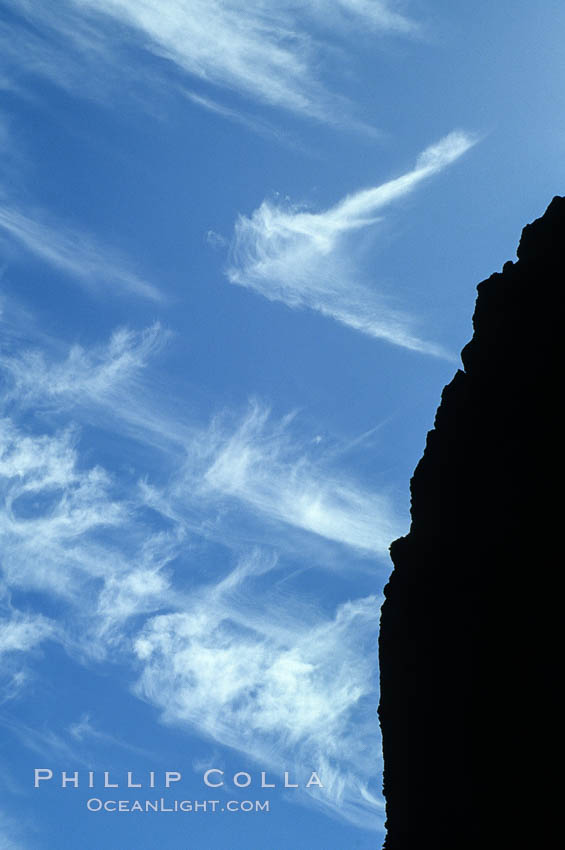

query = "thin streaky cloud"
[[0, 203, 161, 300], [0, 610, 54, 657], [1, 323, 195, 456], [134, 550, 385, 829], [308, 0, 417, 34], [3, 0, 416, 126], [180, 88, 317, 155], [0, 807, 30, 850], [3, 328, 404, 558], [194, 401, 402, 555], [0, 409, 181, 659], [68, 712, 154, 758], [0, 417, 129, 601], [75, 0, 322, 116], [74, 0, 416, 119], [227, 131, 477, 356], [1, 395, 389, 827], [0, 588, 55, 703], [0, 713, 90, 766], [0, 333, 394, 828], [3, 323, 166, 408], [181, 89, 291, 144]]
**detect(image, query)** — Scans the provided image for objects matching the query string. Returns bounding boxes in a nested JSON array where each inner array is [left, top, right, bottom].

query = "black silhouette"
[[378, 197, 563, 848]]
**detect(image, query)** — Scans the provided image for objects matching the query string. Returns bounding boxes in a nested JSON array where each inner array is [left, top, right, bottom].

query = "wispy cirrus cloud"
[[181, 89, 305, 148], [1, 321, 191, 456], [0, 324, 395, 827], [2, 0, 416, 125], [0, 588, 55, 704], [0, 327, 399, 674], [0, 410, 181, 661], [0, 608, 54, 658], [3, 328, 403, 557], [135, 549, 384, 828], [0, 417, 128, 600], [2, 323, 166, 409], [227, 131, 476, 355], [0, 807, 30, 850], [188, 400, 401, 555], [0, 410, 386, 827], [68, 712, 154, 758], [0, 582, 55, 706], [0, 203, 161, 300]]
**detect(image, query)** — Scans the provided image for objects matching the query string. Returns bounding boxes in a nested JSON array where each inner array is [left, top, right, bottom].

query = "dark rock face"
[[378, 197, 563, 849]]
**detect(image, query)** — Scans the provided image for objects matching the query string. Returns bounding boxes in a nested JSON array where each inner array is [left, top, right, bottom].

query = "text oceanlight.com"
[[33, 769, 323, 815], [86, 799, 270, 813]]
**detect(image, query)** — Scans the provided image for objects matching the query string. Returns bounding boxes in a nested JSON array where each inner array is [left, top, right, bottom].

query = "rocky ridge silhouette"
[[378, 197, 563, 849]]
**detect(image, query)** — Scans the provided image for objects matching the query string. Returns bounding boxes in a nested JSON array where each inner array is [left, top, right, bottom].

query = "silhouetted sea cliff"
[[378, 197, 563, 848]]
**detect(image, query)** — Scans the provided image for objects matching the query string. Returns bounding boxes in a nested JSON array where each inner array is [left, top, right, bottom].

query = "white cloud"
[[187, 401, 401, 555], [3, 0, 416, 124], [0, 418, 127, 599], [3, 323, 165, 408], [83, 0, 322, 115], [0, 610, 54, 657], [0, 404, 388, 826], [0, 322, 187, 457], [94, 543, 174, 641], [134, 550, 384, 828], [68, 711, 154, 757], [75, 0, 417, 120], [0, 713, 89, 765], [3, 326, 402, 557], [0, 413, 184, 670], [0, 1, 122, 99], [181, 88, 301, 147], [0, 808, 30, 850], [0, 325, 397, 827], [0, 587, 55, 704], [68, 712, 107, 741], [0, 583, 55, 706], [0, 203, 161, 300], [309, 0, 416, 34], [227, 131, 476, 355]]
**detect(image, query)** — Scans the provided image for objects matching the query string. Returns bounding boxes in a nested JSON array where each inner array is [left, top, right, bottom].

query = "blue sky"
[[0, 2, 564, 848]]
